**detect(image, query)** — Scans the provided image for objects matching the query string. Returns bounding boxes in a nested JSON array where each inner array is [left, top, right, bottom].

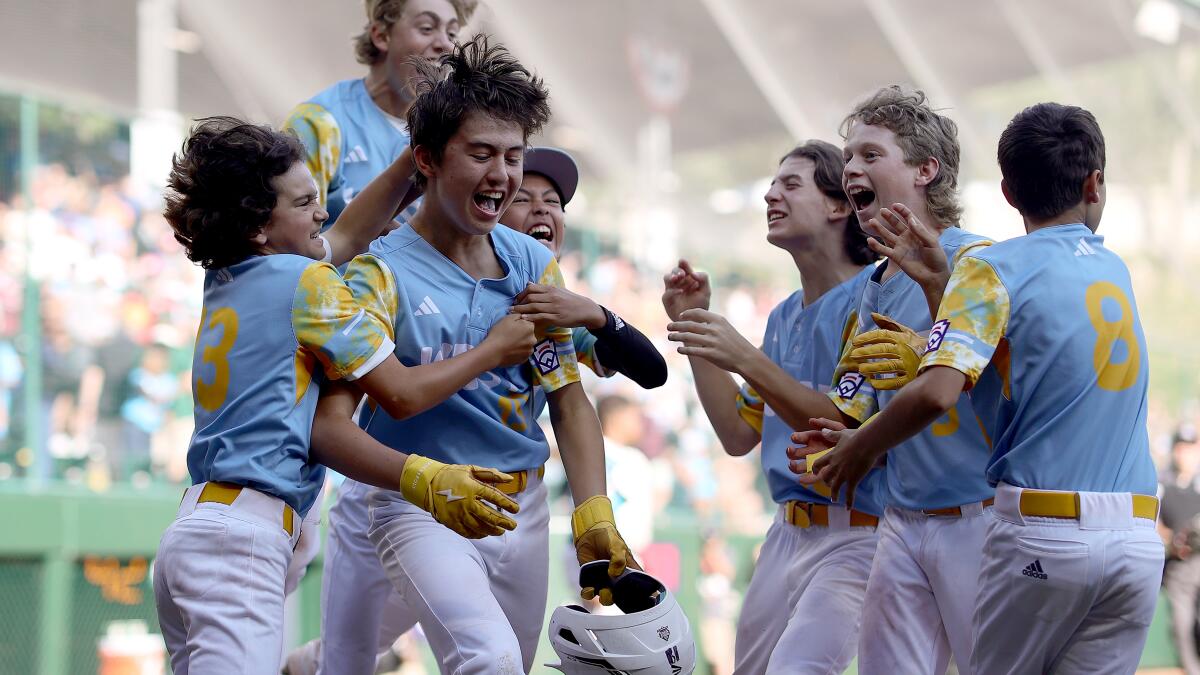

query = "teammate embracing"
[[311, 36, 639, 674], [799, 103, 1163, 674], [663, 140, 883, 674], [153, 117, 535, 674]]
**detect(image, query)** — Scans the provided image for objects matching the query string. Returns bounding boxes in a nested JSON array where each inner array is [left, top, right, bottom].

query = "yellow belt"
[[197, 481, 296, 536], [785, 501, 879, 529], [494, 466, 546, 495], [1018, 490, 1159, 521]]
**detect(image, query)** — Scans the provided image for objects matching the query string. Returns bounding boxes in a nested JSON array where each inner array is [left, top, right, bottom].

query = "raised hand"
[[661, 259, 711, 322], [666, 308, 757, 372], [864, 203, 948, 292]]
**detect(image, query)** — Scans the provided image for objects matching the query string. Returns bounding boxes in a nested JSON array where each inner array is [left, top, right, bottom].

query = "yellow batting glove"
[[848, 313, 925, 390], [399, 455, 520, 539], [571, 495, 640, 605]]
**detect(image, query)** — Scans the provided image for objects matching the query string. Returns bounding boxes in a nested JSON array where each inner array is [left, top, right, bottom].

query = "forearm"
[[737, 352, 851, 431], [843, 368, 961, 462], [361, 346, 497, 420], [688, 356, 760, 456], [310, 397, 409, 491], [591, 308, 668, 389], [920, 275, 950, 322], [327, 153, 415, 265], [550, 385, 607, 506]]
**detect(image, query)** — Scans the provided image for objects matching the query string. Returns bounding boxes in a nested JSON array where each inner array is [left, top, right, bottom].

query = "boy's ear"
[[251, 228, 269, 247], [914, 156, 941, 188], [413, 145, 437, 183], [370, 21, 390, 55], [825, 195, 852, 222], [1083, 169, 1104, 203], [1000, 179, 1019, 210]]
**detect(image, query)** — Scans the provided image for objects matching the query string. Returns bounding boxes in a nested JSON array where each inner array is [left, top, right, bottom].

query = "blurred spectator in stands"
[[1161, 423, 1200, 674], [597, 394, 656, 556], [117, 343, 174, 482]]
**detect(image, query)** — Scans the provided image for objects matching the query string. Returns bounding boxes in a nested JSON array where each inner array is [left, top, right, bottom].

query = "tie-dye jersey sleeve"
[[826, 329, 878, 423], [292, 262, 395, 382], [529, 256, 581, 393], [341, 254, 400, 342], [572, 327, 612, 377], [283, 103, 341, 208], [919, 255, 1010, 387], [736, 382, 765, 434]]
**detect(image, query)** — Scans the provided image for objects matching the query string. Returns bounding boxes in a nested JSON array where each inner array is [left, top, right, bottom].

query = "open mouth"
[[767, 209, 787, 224], [847, 186, 876, 212], [473, 191, 504, 216], [527, 224, 554, 242]]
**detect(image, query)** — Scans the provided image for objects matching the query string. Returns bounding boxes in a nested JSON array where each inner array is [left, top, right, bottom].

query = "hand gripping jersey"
[[284, 79, 416, 228], [187, 255, 394, 515], [829, 227, 994, 510], [920, 223, 1156, 495], [737, 267, 887, 515], [345, 223, 580, 471]]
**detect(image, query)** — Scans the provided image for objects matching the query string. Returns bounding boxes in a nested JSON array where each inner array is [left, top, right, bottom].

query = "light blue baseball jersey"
[[187, 255, 394, 515], [345, 223, 580, 471], [921, 223, 1156, 495], [736, 267, 888, 515], [529, 327, 613, 418], [284, 79, 418, 229], [829, 227, 994, 510]]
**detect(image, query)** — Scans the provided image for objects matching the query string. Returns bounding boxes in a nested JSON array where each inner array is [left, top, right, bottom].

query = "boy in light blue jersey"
[[312, 37, 639, 673], [789, 87, 995, 674], [664, 140, 885, 673], [283, 0, 475, 229], [805, 102, 1162, 673], [287, 146, 666, 675], [153, 117, 536, 674]]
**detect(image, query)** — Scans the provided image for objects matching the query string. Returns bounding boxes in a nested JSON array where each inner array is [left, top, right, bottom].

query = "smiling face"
[[417, 110, 524, 237], [376, 0, 459, 89], [254, 161, 328, 259], [763, 156, 842, 251], [841, 122, 930, 227], [500, 172, 565, 256]]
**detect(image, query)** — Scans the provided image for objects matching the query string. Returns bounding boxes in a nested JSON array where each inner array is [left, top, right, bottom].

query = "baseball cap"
[[524, 147, 579, 206]]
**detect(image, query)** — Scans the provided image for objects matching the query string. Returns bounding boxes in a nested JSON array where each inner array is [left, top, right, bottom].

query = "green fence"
[[0, 484, 1183, 674]]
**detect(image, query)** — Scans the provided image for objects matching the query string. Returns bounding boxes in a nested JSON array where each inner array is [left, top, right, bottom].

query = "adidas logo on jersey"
[[344, 145, 368, 163], [1022, 560, 1048, 580], [414, 296, 441, 316], [1073, 238, 1097, 257]]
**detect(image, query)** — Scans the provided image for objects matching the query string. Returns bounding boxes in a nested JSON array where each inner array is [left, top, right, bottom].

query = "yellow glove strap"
[[399, 454, 443, 506], [571, 495, 615, 540]]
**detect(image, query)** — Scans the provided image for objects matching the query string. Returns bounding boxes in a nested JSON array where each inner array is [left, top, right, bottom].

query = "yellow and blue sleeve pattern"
[[283, 103, 342, 207], [920, 256, 1010, 387], [531, 257, 581, 393], [827, 336, 877, 424], [735, 383, 765, 435], [292, 262, 394, 383], [342, 254, 400, 341]]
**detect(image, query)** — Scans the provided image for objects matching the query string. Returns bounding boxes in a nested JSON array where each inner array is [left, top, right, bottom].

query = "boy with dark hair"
[[153, 116, 535, 673], [787, 85, 995, 674], [801, 102, 1162, 673], [664, 139, 885, 673], [313, 36, 638, 672]]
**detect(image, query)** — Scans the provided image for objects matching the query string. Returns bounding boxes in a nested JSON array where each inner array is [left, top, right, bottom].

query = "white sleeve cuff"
[[346, 338, 396, 381], [319, 235, 333, 263]]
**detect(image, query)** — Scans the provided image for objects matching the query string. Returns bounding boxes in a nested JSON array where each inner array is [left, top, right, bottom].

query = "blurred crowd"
[[4, 163, 1200, 673]]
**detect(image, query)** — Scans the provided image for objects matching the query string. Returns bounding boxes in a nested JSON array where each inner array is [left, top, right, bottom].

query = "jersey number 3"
[[196, 307, 240, 411], [1085, 282, 1140, 391]]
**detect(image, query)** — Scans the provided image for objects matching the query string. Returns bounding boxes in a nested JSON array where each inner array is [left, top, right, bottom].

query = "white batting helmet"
[[547, 562, 696, 674]]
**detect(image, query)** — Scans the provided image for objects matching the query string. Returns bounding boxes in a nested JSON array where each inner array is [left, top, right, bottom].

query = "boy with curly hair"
[[153, 117, 535, 673]]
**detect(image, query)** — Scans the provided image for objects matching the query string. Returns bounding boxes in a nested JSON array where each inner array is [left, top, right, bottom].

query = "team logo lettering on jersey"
[[926, 319, 950, 353], [837, 372, 865, 399], [533, 339, 560, 375], [420, 343, 503, 390]]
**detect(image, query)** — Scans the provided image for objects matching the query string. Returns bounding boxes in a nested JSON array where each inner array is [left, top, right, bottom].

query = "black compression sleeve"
[[589, 306, 667, 389]]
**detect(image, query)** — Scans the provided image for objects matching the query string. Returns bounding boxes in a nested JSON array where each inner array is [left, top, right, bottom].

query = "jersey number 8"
[[1085, 282, 1140, 392]]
